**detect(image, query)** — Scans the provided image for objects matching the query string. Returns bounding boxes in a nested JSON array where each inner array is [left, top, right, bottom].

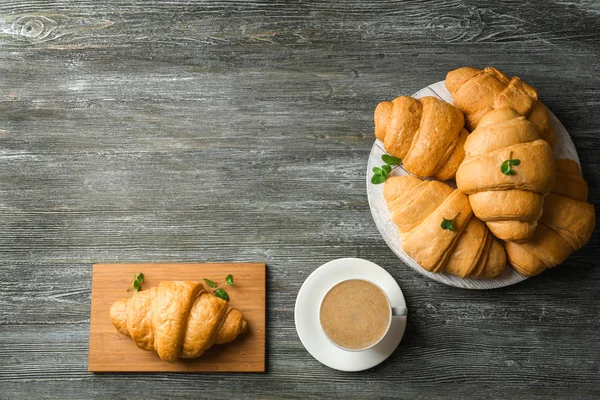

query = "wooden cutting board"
[[88, 263, 265, 372]]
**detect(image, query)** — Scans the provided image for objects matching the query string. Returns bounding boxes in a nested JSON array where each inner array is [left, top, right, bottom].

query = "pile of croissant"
[[375, 66, 595, 279]]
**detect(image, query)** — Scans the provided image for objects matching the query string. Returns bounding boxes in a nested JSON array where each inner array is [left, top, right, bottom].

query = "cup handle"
[[392, 307, 407, 317]]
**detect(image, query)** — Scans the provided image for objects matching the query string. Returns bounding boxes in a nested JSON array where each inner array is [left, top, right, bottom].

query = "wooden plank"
[[88, 263, 265, 372]]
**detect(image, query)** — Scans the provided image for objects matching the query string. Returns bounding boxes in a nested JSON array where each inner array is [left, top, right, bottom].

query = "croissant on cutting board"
[[384, 175, 506, 279], [456, 108, 556, 243], [374, 96, 469, 180], [445, 66, 556, 148], [110, 281, 247, 362], [505, 159, 596, 276]]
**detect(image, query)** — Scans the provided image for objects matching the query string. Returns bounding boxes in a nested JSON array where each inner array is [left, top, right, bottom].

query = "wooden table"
[[1, 1, 598, 398]]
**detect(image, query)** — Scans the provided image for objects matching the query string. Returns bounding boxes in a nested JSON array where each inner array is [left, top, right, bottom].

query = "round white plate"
[[294, 258, 407, 371], [367, 80, 580, 290]]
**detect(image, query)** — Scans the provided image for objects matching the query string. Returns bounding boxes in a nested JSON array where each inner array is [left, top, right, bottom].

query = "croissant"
[[456, 108, 556, 243], [445, 66, 556, 148], [505, 159, 595, 276], [374, 96, 469, 180], [110, 281, 247, 362], [384, 175, 506, 279]]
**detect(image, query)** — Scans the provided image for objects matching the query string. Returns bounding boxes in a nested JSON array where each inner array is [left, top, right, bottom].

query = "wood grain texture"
[[0, 0, 599, 398], [88, 263, 265, 372]]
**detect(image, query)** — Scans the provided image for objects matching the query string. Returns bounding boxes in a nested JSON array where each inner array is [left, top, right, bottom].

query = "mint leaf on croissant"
[[501, 152, 520, 175], [203, 275, 234, 301], [214, 288, 230, 301], [441, 217, 457, 232]]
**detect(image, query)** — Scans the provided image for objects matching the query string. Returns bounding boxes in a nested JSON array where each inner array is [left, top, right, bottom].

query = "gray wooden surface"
[[0, 1, 599, 399]]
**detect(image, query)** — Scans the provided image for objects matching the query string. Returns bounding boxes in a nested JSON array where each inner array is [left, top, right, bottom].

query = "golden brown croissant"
[[505, 159, 595, 276], [456, 108, 556, 243], [110, 281, 247, 362], [384, 175, 506, 279], [446, 66, 556, 148], [374, 96, 469, 180]]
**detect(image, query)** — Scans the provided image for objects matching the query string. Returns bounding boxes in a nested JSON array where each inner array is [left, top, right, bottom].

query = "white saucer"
[[294, 258, 407, 371]]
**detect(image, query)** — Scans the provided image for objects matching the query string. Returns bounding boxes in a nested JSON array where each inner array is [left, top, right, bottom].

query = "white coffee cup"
[[318, 278, 407, 352]]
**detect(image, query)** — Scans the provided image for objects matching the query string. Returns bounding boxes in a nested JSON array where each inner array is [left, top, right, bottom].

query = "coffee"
[[319, 279, 390, 350]]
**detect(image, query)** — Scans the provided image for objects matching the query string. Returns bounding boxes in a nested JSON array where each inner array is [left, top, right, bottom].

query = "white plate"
[[294, 258, 407, 371], [366, 81, 580, 290]]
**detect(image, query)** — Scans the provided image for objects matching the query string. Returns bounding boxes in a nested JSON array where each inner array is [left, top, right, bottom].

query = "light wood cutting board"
[[88, 263, 265, 372]]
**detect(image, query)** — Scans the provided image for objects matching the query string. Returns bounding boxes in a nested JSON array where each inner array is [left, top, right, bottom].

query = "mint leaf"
[[381, 165, 392, 174], [382, 154, 402, 165], [203, 278, 217, 288], [501, 160, 515, 175], [371, 173, 387, 184], [372, 166, 382, 174], [128, 273, 144, 291], [214, 288, 230, 302], [225, 274, 234, 286], [501, 151, 520, 175], [440, 217, 457, 232]]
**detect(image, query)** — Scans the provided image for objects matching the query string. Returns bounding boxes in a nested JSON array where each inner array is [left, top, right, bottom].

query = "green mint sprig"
[[203, 274, 234, 301], [127, 272, 144, 292], [440, 217, 457, 232], [214, 288, 230, 302], [501, 151, 521, 175], [371, 154, 402, 184], [203, 278, 217, 288]]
